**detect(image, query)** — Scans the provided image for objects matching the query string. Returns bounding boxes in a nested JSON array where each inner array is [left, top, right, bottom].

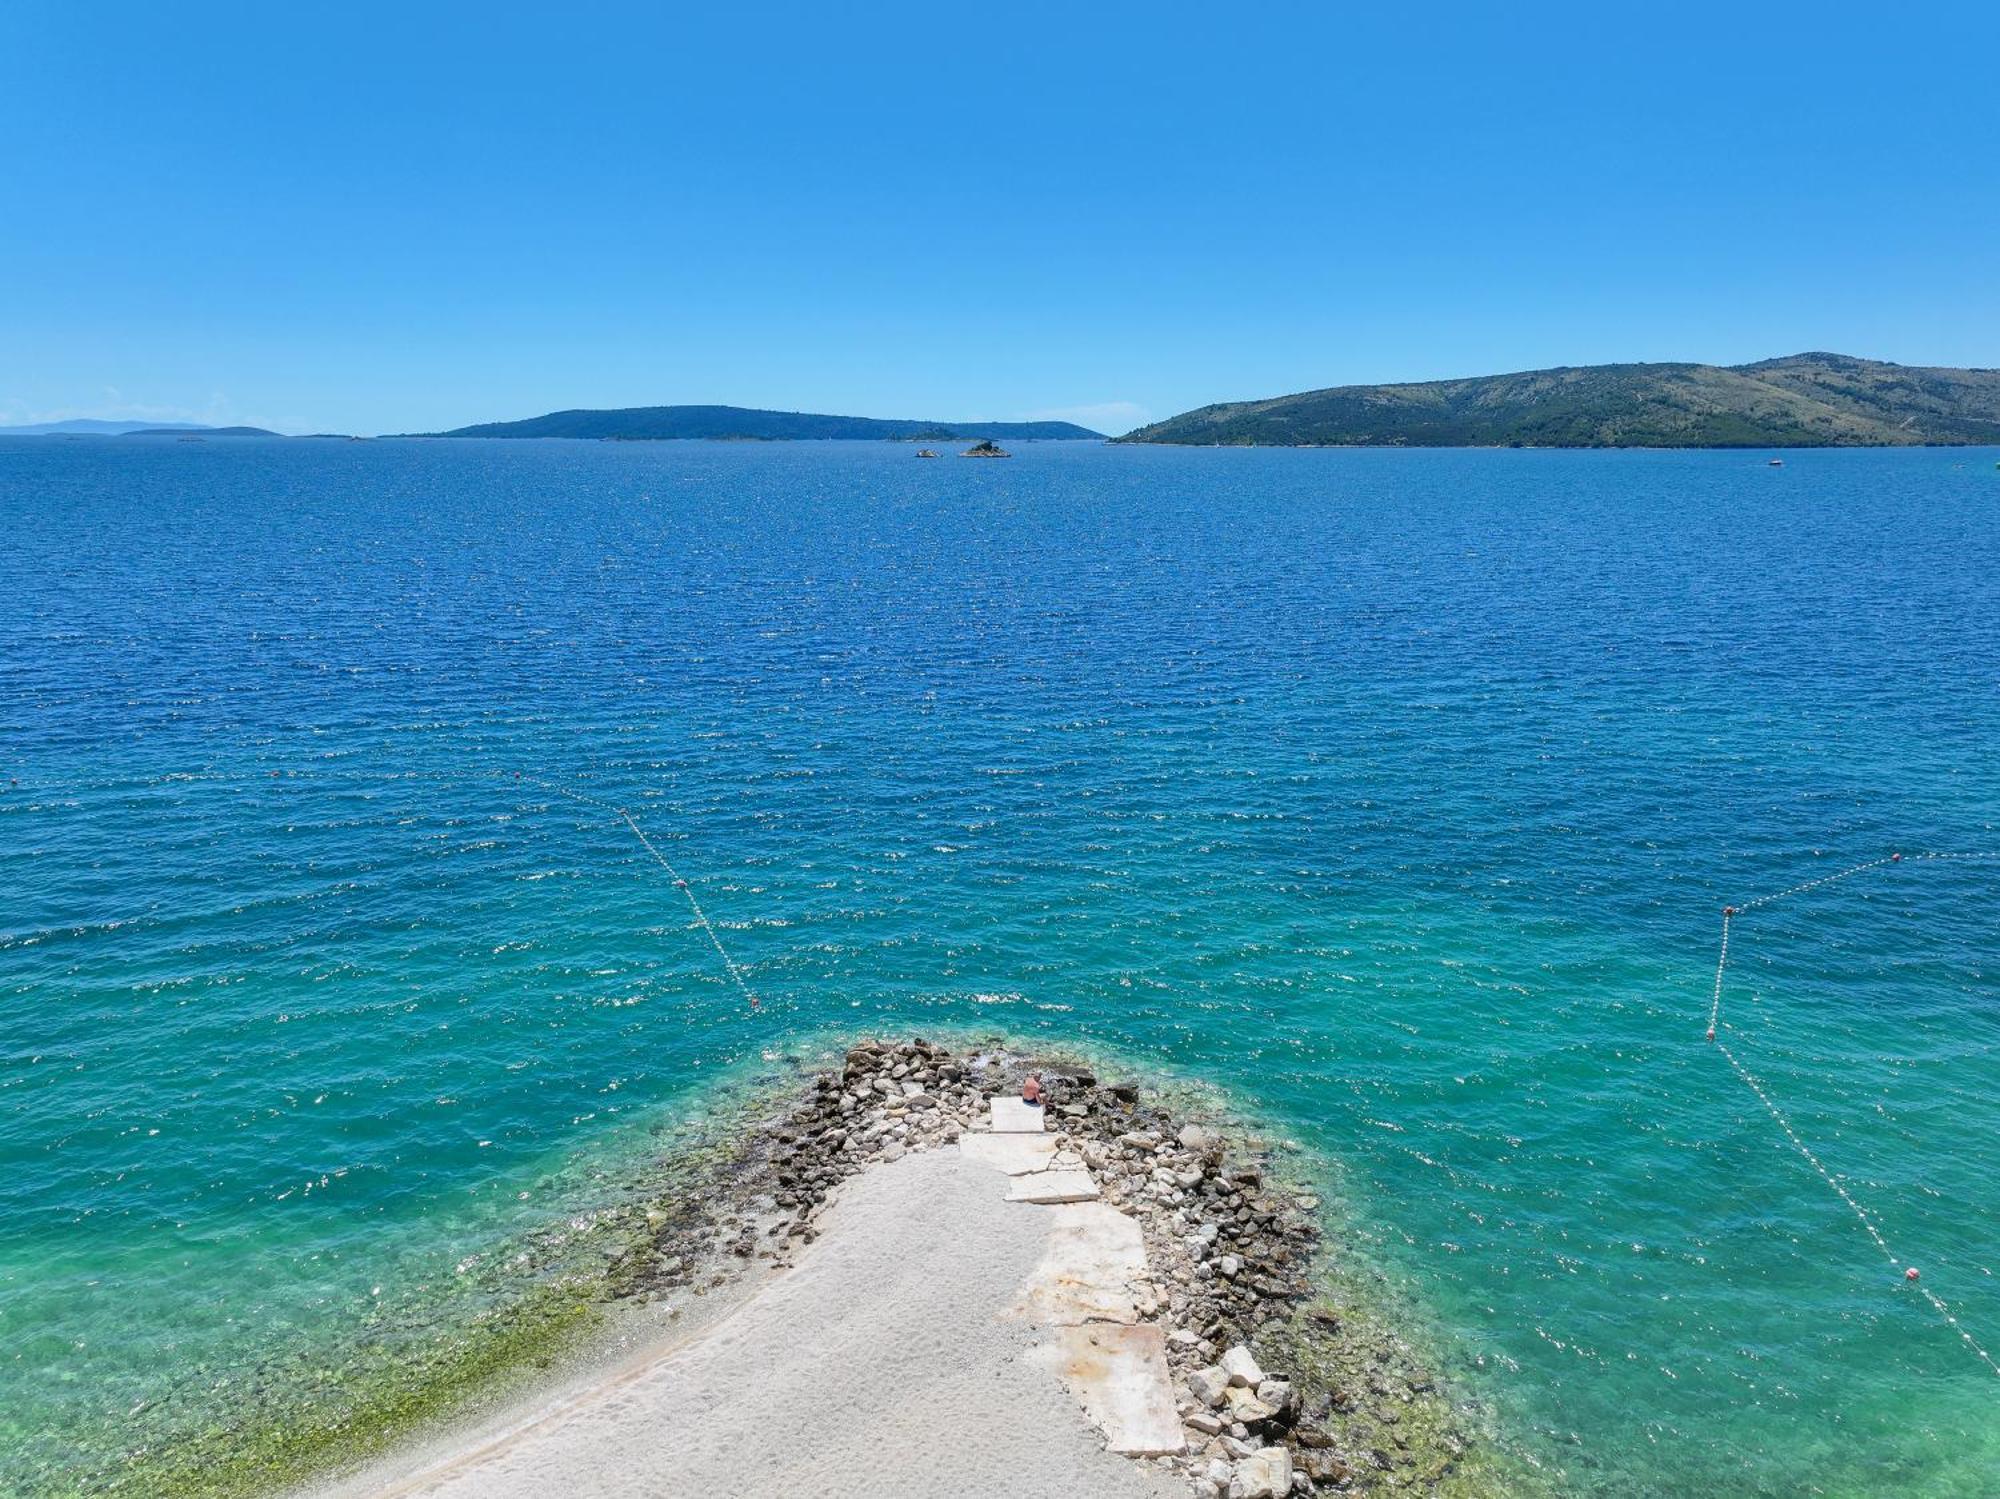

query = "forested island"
[[418, 405, 1102, 441], [1120, 353, 2000, 448]]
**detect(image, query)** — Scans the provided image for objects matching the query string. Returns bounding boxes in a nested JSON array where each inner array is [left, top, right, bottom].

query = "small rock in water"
[[1179, 1123, 1218, 1153], [1299, 1450, 1352, 1485]]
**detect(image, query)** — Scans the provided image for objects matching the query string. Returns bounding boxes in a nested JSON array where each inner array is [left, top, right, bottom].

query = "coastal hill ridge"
[[418, 405, 1103, 442], [1120, 352, 2000, 448]]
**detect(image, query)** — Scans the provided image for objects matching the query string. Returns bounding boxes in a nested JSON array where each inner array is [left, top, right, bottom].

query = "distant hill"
[[122, 426, 280, 438], [420, 405, 1103, 441], [0, 419, 214, 436], [1119, 354, 2000, 448]]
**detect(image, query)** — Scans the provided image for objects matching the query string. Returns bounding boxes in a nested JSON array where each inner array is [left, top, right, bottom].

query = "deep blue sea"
[[3, 436, 1997, 1496]]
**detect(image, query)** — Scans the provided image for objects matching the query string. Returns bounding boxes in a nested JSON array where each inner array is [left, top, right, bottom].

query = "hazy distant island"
[[0, 421, 292, 437], [0, 419, 219, 436], [1120, 352, 2000, 448], [414, 404, 1103, 442], [123, 425, 280, 438]]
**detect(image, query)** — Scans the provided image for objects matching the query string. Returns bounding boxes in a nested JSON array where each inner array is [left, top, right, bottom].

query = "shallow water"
[[2, 436, 1997, 1496]]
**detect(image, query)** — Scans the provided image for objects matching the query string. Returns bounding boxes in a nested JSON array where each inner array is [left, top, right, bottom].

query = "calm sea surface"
[[2, 437, 1997, 1496]]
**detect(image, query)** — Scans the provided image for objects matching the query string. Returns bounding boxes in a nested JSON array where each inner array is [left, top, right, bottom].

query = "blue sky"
[[3, 1, 1996, 436]]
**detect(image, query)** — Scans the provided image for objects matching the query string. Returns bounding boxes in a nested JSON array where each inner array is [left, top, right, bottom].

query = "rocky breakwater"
[[608, 1038, 1488, 1496]]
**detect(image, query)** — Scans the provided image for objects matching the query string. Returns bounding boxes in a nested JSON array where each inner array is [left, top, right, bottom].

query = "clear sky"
[[4, 1, 1996, 436]]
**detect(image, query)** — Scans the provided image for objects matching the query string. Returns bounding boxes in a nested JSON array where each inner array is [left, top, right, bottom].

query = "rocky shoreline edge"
[[603, 1036, 1499, 1497]]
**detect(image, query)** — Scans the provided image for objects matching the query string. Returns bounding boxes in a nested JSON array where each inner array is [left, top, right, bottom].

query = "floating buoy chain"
[[1703, 850, 2000, 1377], [492, 771, 763, 1012], [611, 804, 761, 1011], [244, 765, 764, 1014]]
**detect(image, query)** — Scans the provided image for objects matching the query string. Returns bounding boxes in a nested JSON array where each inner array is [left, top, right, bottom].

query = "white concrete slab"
[[960, 1132, 1060, 1175], [988, 1097, 1047, 1133], [1009, 1200, 1147, 1326], [1007, 1169, 1100, 1204], [1032, 1324, 1183, 1456]]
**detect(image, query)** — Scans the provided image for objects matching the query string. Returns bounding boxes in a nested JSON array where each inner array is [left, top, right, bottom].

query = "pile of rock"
[[1174, 1341, 1353, 1496]]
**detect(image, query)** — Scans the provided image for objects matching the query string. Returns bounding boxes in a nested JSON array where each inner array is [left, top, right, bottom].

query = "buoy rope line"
[[503, 772, 763, 1013], [243, 765, 764, 1013], [1705, 850, 2000, 1377]]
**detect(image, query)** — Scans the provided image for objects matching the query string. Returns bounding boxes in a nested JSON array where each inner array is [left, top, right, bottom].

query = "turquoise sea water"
[[2, 437, 1997, 1496]]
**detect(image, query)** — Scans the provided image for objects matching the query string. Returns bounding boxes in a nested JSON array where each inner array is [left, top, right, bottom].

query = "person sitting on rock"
[[1021, 1074, 1044, 1107]]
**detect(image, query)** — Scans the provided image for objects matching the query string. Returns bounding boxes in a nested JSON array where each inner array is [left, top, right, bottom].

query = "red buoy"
[[1891, 853, 1902, 863], [1705, 1028, 1716, 1042], [1723, 906, 1736, 917], [1906, 1267, 1920, 1281]]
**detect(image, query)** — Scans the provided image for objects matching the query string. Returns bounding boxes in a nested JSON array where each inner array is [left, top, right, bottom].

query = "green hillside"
[[1120, 353, 2000, 448]]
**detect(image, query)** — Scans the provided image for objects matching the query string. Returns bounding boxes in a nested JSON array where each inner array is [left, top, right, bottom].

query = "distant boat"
[[915, 449, 940, 459], [1767, 458, 1784, 467]]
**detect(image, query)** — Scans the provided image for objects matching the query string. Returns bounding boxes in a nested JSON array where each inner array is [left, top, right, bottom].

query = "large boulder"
[[1227, 1447, 1293, 1499], [1220, 1344, 1264, 1387], [1224, 1384, 1278, 1423], [1187, 1365, 1230, 1407], [1255, 1378, 1296, 1416]]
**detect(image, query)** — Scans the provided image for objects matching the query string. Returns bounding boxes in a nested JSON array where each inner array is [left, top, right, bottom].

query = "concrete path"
[[959, 1132, 1058, 1174], [988, 1097, 1047, 1132], [1034, 1325, 1184, 1457], [962, 1099, 1183, 1461], [1008, 1201, 1149, 1327], [1007, 1168, 1101, 1204]]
